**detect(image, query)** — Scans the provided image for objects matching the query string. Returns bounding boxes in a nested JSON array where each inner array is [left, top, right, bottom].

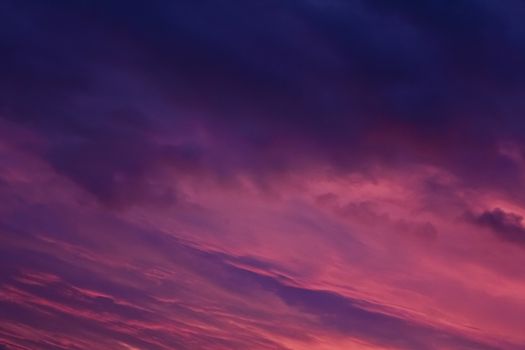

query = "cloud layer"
[[2, 1, 525, 349]]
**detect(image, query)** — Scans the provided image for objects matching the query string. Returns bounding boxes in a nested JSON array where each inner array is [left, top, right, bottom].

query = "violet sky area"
[[2, 1, 525, 349]]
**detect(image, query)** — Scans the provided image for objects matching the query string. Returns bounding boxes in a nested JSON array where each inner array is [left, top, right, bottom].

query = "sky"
[[1, 1, 525, 349]]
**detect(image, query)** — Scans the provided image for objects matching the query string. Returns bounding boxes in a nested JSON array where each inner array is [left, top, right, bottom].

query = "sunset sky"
[[2, 1, 525, 349]]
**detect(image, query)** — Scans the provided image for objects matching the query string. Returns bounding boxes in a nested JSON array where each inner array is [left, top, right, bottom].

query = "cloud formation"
[[2, 0, 525, 349], [471, 208, 525, 245]]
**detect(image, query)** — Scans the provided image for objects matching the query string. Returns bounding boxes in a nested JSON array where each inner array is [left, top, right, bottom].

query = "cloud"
[[0, 221, 503, 350], [470, 208, 525, 245], [2, 1, 525, 349], [2, 0, 525, 206]]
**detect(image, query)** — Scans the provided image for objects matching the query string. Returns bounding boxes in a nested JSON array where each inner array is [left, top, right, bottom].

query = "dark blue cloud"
[[3, 0, 525, 206], [470, 208, 525, 245]]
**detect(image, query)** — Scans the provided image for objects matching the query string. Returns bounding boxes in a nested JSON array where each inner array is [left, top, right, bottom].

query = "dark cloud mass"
[[472, 208, 525, 245], [2, 0, 525, 202], [1, 1, 525, 349]]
